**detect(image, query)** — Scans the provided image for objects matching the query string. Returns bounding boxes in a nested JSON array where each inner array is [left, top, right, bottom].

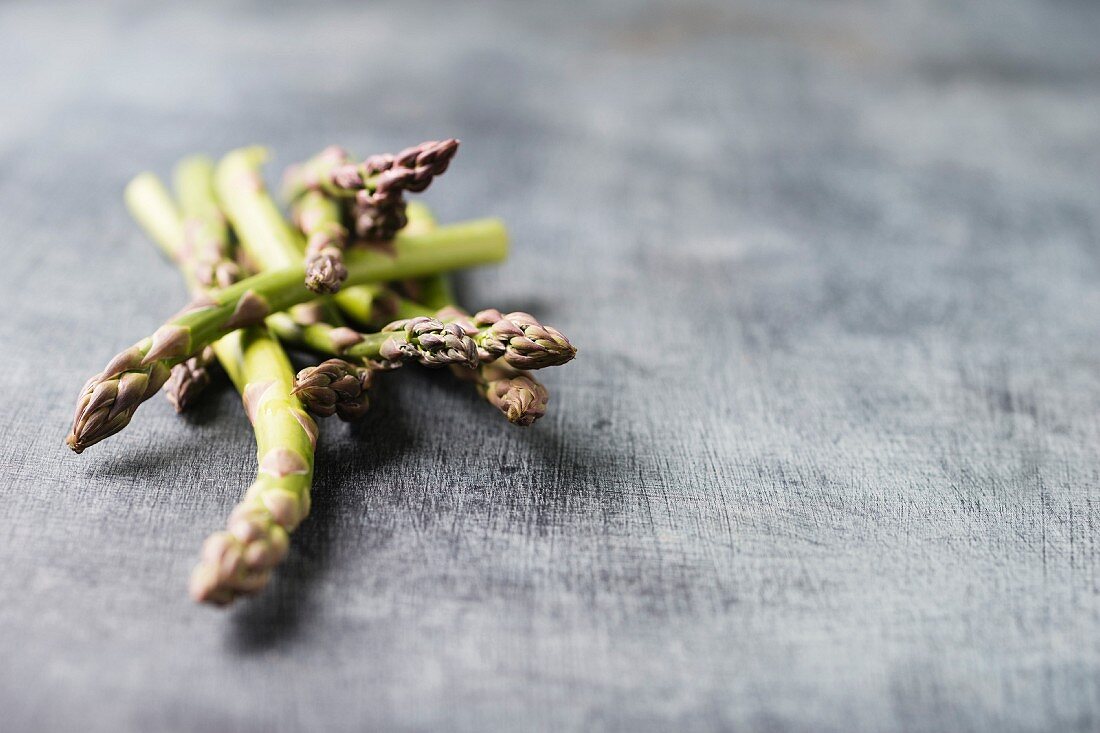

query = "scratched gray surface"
[[1, 0, 1099, 731]]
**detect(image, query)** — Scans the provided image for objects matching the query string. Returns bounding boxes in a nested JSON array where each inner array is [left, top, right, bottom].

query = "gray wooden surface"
[[2, 1, 1099, 731]]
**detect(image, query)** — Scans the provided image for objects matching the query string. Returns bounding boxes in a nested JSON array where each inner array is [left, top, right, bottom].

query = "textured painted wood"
[[1, 1, 1099, 730]]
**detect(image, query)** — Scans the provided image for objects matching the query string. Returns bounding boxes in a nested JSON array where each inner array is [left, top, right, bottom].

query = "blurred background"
[[2, 1, 1099, 731]]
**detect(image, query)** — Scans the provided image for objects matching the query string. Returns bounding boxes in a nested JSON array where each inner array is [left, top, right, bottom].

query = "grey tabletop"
[[2, 1, 1099, 731]]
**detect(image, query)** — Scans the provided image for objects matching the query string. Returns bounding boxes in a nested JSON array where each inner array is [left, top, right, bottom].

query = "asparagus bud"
[[378, 316, 479, 368], [189, 473, 306, 605], [295, 190, 349, 293], [454, 361, 549, 426], [285, 140, 459, 242], [441, 308, 576, 369], [67, 347, 174, 452], [353, 195, 408, 241], [293, 358, 375, 420], [486, 369, 549, 426], [165, 347, 216, 413], [305, 249, 348, 294]]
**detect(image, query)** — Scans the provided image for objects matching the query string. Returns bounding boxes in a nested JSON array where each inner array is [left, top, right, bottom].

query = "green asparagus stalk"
[[124, 169, 318, 606], [212, 147, 303, 272], [163, 156, 241, 411], [190, 326, 317, 605], [67, 217, 508, 452], [213, 147, 351, 332], [174, 156, 242, 289]]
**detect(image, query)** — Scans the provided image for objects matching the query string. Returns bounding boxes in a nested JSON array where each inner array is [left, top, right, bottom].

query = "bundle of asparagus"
[[67, 141, 576, 606]]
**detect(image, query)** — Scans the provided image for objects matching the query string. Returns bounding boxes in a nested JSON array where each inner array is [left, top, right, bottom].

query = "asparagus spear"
[[125, 169, 318, 605], [66, 217, 508, 452], [174, 156, 242, 289], [163, 156, 242, 411], [399, 306, 575, 370], [295, 189, 348, 293], [190, 326, 316, 605], [283, 139, 458, 204], [213, 147, 351, 332]]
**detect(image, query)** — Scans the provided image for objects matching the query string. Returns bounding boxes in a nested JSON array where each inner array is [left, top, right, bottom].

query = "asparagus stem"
[[191, 326, 317, 606], [124, 169, 318, 605], [415, 273, 456, 313], [212, 147, 301, 271], [173, 156, 241, 290], [67, 217, 508, 452], [330, 282, 397, 328], [162, 156, 243, 411]]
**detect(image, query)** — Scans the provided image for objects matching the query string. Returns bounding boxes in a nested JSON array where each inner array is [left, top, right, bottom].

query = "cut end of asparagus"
[[293, 359, 375, 421]]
